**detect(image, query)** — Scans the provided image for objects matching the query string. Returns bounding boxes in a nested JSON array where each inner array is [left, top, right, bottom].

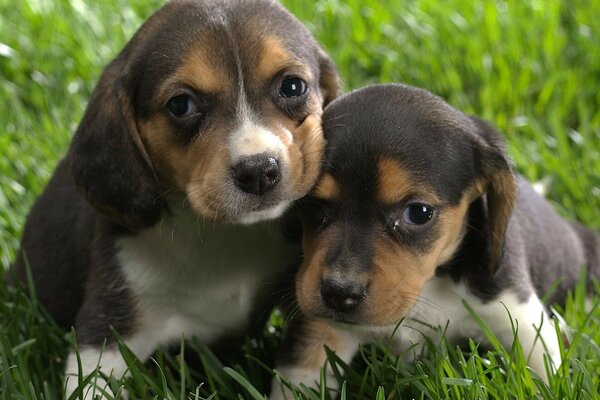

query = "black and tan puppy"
[[10, 0, 340, 397], [273, 84, 600, 394]]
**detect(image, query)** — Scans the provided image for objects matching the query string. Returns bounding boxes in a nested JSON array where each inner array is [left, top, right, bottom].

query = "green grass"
[[1, 0, 599, 398]]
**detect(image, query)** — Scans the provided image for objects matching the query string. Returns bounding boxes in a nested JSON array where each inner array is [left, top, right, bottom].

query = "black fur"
[[313, 83, 600, 305], [10, 0, 340, 349]]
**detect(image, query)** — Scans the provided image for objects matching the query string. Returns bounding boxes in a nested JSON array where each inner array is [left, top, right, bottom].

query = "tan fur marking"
[[285, 115, 326, 197], [257, 37, 313, 81], [312, 173, 339, 200], [159, 45, 227, 100], [296, 229, 332, 316], [378, 158, 417, 204], [486, 169, 517, 269], [364, 191, 474, 325], [139, 115, 232, 221]]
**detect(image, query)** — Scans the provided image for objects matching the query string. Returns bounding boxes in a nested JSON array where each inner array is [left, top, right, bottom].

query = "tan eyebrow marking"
[[256, 36, 313, 81], [377, 158, 414, 204], [312, 172, 339, 200], [158, 44, 227, 100]]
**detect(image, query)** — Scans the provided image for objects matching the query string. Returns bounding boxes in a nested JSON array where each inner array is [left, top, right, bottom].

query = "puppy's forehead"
[[132, 0, 319, 104], [322, 85, 479, 205]]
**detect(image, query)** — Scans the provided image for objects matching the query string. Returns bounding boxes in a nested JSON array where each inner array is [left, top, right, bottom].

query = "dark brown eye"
[[299, 198, 333, 231], [167, 94, 199, 118], [279, 77, 307, 98], [401, 203, 434, 225]]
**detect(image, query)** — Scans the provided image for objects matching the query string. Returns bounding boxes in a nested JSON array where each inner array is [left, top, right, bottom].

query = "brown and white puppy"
[[272, 84, 600, 395], [10, 0, 340, 398]]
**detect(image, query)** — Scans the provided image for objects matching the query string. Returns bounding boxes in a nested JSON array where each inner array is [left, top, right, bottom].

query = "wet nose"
[[232, 155, 280, 195], [320, 278, 367, 313]]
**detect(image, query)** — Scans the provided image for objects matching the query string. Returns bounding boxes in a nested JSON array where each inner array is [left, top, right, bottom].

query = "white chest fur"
[[116, 204, 296, 345], [358, 276, 560, 377]]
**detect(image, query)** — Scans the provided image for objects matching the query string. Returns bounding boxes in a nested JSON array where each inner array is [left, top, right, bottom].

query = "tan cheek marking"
[[312, 173, 339, 200], [256, 36, 313, 82], [139, 116, 190, 188], [296, 230, 332, 315], [366, 193, 473, 325], [139, 116, 233, 220], [285, 115, 326, 197], [185, 137, 232, 220], [367, 240, 434, 325], [159, 45, 227, 98]]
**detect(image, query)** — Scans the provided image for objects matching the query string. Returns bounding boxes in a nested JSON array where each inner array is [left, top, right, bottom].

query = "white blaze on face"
[[225, 92, 294, 223], [228, 116, 288, 162]]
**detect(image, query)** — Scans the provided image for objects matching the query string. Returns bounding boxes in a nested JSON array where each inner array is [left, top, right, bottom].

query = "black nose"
[[320, 278, 367, 314], [232, 155, 280, 195]]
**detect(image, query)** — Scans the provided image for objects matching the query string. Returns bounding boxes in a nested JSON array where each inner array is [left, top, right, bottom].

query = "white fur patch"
[[66, 200, 296, 398], [118, 200, 295, 344], [270, 327, 361, 400], [229, 121, 287, 161], [64, 347, 126, 400], [313, 277, 561, 381], [65, 327, 164, 399], [397, 277, 561, 378], [237, 201, 291, 225], [230, 99, 289, 162]]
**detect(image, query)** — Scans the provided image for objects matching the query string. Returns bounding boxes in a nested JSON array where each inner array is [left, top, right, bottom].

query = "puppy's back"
[[507, 177, 600, 305]]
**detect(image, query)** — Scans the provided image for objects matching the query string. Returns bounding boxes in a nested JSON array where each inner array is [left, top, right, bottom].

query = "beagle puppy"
[[11, 0, 340, 397], [272, 84, 600, 396]]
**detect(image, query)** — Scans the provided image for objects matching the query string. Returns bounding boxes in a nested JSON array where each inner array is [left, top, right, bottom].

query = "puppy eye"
[[299, 198, 333, 231], [279, 76, 307, 98], [167, 94, 199, 118], [400, 203, 434, 226], [308, 208, 331, 231]]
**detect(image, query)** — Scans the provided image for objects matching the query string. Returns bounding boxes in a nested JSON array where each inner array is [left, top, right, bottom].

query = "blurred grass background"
[[1, 0, 599, 269], [1, 0, 599, 399]]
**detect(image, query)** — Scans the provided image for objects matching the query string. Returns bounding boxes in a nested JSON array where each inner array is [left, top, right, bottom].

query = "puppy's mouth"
[[318, 311, 404, 333], [235, 199, 292, 225], [185, 180, 297, 224]]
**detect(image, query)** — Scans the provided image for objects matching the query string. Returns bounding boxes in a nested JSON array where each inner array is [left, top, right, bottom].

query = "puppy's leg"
[[65, 346, 126, 400], [64, 331, 160, 399], [481, 292, 561, 381], [270, 318, 361, 400], [511, 293, 561, 379]]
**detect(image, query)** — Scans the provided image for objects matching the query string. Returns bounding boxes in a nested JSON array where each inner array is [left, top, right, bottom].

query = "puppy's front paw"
[[269, 367, 320, 400], [64, 347, 129, 400], [65, 374, 128, 400]]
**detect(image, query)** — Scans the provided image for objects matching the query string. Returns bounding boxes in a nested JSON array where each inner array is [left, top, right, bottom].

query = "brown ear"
[[317, 48, 342, 106], [470, 117, 517, 272], [68, 55, 163, 230]]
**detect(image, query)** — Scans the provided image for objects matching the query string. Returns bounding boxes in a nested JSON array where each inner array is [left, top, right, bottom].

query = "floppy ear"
[[470, 116, 517, 272], [68, 55, 163, 231], [317, 48, 342, 106]]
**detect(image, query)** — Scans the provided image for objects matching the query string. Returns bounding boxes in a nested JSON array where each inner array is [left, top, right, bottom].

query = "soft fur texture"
[[271, 84, 600, 397], [10, 0, 341, 398]]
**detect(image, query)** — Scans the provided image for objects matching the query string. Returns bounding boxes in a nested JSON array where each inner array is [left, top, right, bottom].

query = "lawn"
[[1, 0, 599, 399]]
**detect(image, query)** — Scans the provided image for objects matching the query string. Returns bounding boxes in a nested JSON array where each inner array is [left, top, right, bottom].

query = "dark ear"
[[317, 48, 342, 106], [68, 56, 163, 230], [470, 116, 517, 272]]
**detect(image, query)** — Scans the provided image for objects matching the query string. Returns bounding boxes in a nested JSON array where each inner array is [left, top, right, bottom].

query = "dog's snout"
[[320, 278, 367, 314], [232, 155, 281, 195]]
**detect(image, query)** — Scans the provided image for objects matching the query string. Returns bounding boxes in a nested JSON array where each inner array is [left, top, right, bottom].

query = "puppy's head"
[[295, 84, 516, 326], [69, 0, 341, 229]]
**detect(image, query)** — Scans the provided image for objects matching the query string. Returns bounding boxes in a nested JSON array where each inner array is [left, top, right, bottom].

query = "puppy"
[[10, 0, 340, 397], [273, 84, 600, 395]]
